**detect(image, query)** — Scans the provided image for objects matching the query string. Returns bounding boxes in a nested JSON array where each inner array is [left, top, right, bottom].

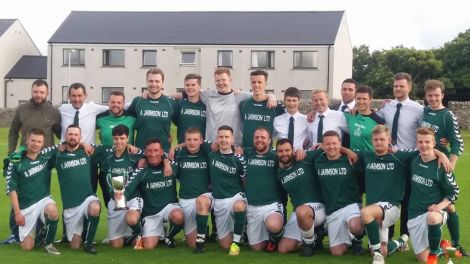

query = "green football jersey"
[[244, 148, 282, 206], [92, 146, 143, 200], [345, 112, 385, 151], [128, 95, 178, 151], [278, 150, 323, 209], [359, 150, 417, 206], [421, 107, 464, 157], [239, 99, 285, 147], [124, 162, 178, 217], [175, 142, 212, 199], [314, 154, 362, 215], [175, 99, 206, 143], [408, 155, 459, 219], [51, 147, 95, 209], [209, 151, 246, 199], [5, 151, 54, 209], [96, 110, 136, 146]]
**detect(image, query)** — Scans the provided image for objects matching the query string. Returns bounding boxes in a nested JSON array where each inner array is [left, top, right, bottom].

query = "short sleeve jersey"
[[208, 151, 246, 199], [174, 99, 207, 144], [345, 112, 385, 151], [278, 150, 323, 209], [96, 111, 136, 146], [127, 95, 178, 151]]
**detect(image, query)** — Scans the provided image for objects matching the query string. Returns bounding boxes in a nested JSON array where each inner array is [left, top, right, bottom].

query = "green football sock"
[[428, 224, 442, 254], [130, 221, 142, 236], [269, 228, 284, 243], [233, 211, 246, 242], [365, 220, 381, 248], [196, 214, 208, 238], [447, 212, 460, 246], [84, 215, 100, 245], [44, 218, 58, 245], [167, 222, 183, 239]]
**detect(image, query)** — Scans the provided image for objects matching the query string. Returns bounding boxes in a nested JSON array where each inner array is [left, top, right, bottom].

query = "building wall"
[[5, 79, 34, 108], [48, 43, 352, 104], [0, 20, 41, 107], [330, 14, 353, 100]]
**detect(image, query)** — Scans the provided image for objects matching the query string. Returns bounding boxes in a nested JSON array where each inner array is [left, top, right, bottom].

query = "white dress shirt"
[[273, 112, 308, 151], [307, 108, 349, 145], [378, 98, 423, 149], [338, 100, 356, 112], [59, 102, 108, 144]]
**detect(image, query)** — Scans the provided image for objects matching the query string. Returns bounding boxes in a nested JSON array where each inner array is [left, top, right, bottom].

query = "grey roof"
[[49, 11, 344, 45], [0, 19, 16, 37], [5, 55, 47, 79]]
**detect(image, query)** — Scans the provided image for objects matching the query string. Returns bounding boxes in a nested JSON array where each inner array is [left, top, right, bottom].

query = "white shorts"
[[326, 203, 361, 247], [247, 202, 284, 245], [180, 193, 213, 235], [63, 195, 100, 241], [283, 202, 326, 241], [408, 211, 448, 254], [213, 192, 247, 239], [107, 197, 143, 240], [376, 202, 400, 242], [18, 196, 55, 242], [142, 203, 182, 239]]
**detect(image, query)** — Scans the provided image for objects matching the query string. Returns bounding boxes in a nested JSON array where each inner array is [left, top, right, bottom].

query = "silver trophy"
[[112, 176, 128, 211]]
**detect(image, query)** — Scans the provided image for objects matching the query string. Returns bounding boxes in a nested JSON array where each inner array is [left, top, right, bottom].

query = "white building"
[[1, 19, 41, 107], [48, 11, 352, 104]]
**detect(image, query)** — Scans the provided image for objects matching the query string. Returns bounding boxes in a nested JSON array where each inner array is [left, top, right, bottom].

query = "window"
[[266, 90, 274, 94], [102, 87, 124, 103], [63, 49, 85, 66], [293, 51, 318, 69], [62, 86, 69, 103], [180, 52, 196, 65], [142, 50, 157, 67], [103, 49, 125, 66], [217, 50, 233, 67], [18, 100, 29, 105], [251, 51, 275, 69], [300, 90, 312, 100], [176, 88, 185, 93]]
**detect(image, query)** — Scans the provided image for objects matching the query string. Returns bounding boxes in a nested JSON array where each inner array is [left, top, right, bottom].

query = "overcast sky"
[[2, 0, 470, 55]]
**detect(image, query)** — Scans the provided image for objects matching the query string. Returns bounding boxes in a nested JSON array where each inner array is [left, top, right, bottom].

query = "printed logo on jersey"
[[281, 168, 304, 184], [317, 167, 347, 176], [366, 162, 395, 171], [411, 174, 433, 187], [140, 109, 169, 118], [61, 158, 87, 169]]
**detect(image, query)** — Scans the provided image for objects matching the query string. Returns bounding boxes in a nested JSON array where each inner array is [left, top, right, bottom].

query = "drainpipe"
[[327, 45, 331, 95], [4, 78, 13, 108], [49, 43, 53, 103]]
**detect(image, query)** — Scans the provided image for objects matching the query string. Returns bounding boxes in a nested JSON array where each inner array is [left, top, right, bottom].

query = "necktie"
[[288, 116, 295, 144], [341, 104, 348, 112], [391, 103, 402, 145], [73, 110, 79, 126], [317, 115, 324, 143]]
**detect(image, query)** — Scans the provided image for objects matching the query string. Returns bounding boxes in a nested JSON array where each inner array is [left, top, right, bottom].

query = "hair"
[[112, 124, 129, 137], [424, 79, 445, 94], [218, 125, 233, 134], [214, 67, 231, 77], [185, 127, 202, 137], [342, 78, 357, 87], [145, 138, 162, 148], [146, 68, 165, 81], [109, 90, 125, 100], [28, 128, 46, 139], [355, 85, 373, 98], [276, 138, 293, 149], [416, 127, 435, 137], [250, 70, 268, 82], [66, 124, 81, 133], [68, 82, 86, 95], [311, 89, 329, 98], [254, 126, 272, 138], [31, 79, 48, 89], [393, 72, 412, 86], [283, 87, 301, 99], [184, 73, 202, 85], [322, 130, 340, 140], [372, 125, 390, 136]]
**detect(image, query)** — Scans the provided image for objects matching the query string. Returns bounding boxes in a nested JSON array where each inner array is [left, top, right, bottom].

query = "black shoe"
[[207, 232, 218, 243], [34, 228, 47, 248], [84, 243, 97, 254], [194, 242, 205, 253], [1, 235, 19, 245], [351, 238, 364, 255], [265, 241, 277, 253], [165, 238, 176, 248], [456, 245, 470, 257], [299, 243, 315, 257], [123, 234, 137, 247]]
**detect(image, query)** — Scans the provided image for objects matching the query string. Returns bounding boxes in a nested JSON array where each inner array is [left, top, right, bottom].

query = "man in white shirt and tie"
[[335, 78, 357, 148], [307, 89, 349, 149], [273, 87, 308, 152]]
